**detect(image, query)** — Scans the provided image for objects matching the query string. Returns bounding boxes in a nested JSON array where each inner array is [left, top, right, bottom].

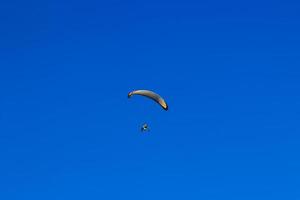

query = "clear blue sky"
[[1, 0, 300, 199]]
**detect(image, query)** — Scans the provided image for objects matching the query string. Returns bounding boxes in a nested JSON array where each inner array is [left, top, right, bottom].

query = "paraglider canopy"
[[128, 89, 168, 110]]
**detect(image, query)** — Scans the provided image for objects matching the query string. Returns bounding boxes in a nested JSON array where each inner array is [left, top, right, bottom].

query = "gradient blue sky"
[[1, 0, 300, 199]]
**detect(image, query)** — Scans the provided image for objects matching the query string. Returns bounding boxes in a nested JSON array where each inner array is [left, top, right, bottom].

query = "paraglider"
[[140, 123, 149, 132], [128, 89, 168, 132], [128, 89, 168, 110]]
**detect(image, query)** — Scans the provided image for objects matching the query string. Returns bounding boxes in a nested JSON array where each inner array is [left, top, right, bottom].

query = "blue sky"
[[1, 0, 300, 199]]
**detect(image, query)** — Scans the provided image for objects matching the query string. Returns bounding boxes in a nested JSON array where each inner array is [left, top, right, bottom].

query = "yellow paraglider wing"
[[128, 90, 168, 110]]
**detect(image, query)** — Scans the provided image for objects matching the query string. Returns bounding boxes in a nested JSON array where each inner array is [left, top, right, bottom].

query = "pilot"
[[141, 123, 149, 132]]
